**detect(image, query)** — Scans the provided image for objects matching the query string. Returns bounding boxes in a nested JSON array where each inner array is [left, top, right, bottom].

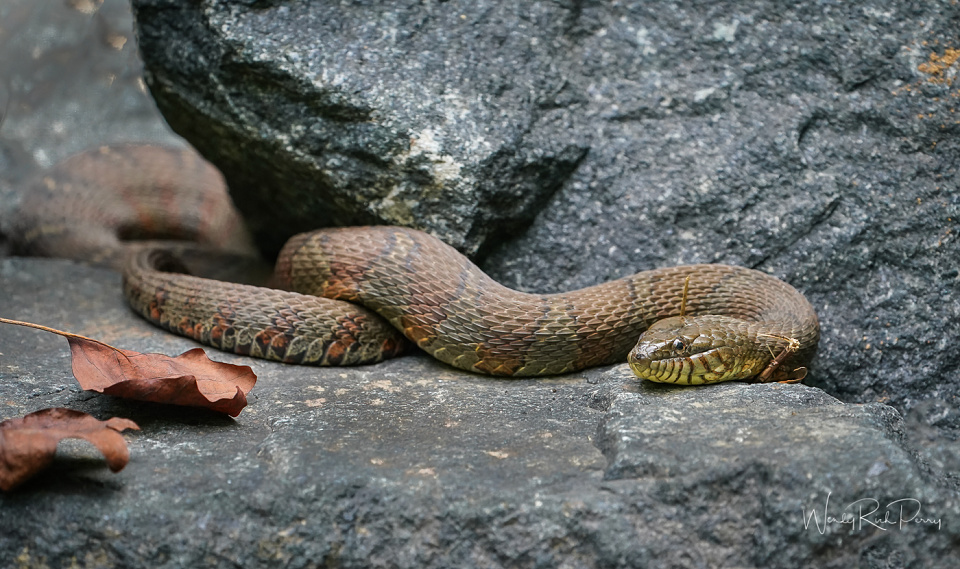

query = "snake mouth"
[[628, 343, 742, 385]]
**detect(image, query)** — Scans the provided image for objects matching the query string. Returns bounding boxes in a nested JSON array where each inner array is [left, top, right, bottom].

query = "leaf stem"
[[0, 317, 123, 351]]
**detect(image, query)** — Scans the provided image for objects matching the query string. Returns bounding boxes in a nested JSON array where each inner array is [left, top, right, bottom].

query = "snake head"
[[628, 315, 765, 385]]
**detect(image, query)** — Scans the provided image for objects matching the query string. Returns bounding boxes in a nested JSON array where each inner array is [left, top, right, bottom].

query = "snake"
[[9, 145, 821, 383], [5, 144, 253, 266]]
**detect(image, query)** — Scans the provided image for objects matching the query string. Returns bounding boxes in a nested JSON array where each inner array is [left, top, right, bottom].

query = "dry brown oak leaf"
[[0, 408, 139, 491], [70, 343, 256, 417], [0, 318, 257, 417]]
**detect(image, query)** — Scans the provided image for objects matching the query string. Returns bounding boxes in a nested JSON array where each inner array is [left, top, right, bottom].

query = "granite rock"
[[132, 0, 596, 257], [130, 0, 960, 435]]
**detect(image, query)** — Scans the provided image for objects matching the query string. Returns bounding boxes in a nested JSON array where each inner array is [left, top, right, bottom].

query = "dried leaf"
[[0, 317, 257, 416], [0, 408, 139, 491], [69, 343, 256, 417]]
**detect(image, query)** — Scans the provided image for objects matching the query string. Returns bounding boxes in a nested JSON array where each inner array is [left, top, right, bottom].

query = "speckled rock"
[[131, 0, 589, 257], [131, 0, 960, 437], [0, 1, 179, 166]]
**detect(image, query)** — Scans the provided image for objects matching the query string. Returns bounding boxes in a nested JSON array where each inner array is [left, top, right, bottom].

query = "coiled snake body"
[[12, 145, 821, 383]]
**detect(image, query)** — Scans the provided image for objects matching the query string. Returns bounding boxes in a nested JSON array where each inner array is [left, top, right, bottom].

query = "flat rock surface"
[[2, 258, 957, 568]]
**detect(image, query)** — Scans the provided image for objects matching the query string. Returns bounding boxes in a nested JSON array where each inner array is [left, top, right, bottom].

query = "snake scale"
[[11, 145, 820, 383]]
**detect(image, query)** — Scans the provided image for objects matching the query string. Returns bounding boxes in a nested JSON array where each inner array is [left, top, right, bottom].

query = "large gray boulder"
[[133, 0, 594, 257], [130, 0, 959, 431]]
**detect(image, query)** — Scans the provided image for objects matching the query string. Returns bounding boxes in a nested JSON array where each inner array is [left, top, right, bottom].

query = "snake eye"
[[672, 338, 687, 352]]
